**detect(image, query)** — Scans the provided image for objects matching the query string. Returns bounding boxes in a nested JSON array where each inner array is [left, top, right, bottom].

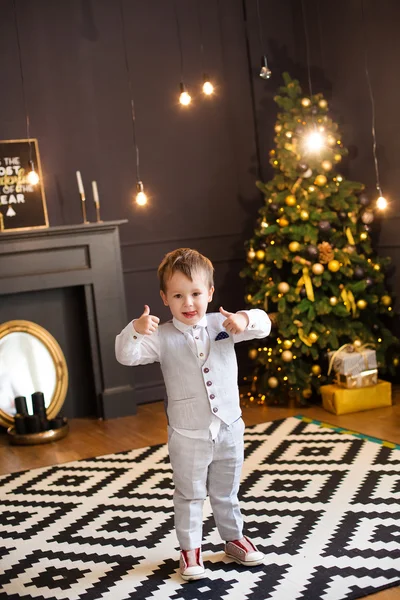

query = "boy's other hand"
[[219, 306, 248, 334], [134, 305, 160, 336]]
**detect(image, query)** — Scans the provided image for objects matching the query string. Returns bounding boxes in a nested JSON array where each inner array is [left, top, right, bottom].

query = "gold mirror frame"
[[0, 320, 68, 428]]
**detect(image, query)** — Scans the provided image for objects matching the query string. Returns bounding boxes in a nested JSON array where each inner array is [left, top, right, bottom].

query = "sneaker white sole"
[[180, 569, 207, 581], [225, 552, 265, 566]]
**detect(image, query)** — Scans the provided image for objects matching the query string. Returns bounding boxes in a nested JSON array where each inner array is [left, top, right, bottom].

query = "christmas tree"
[[242, 72, 399, 405]]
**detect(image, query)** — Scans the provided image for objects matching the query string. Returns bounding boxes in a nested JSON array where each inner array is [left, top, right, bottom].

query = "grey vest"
[[158, 312, 241, 429]]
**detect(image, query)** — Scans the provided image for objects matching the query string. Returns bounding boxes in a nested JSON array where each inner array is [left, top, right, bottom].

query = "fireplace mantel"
[[0, 220, 135, 419]]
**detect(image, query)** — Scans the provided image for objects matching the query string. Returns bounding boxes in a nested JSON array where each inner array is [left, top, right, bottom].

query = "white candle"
[[76, 171, 84, 195], [92, 180, 100, 206]]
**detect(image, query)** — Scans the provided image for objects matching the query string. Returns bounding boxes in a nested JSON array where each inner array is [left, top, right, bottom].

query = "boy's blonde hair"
[[158, 248, 214, 293]]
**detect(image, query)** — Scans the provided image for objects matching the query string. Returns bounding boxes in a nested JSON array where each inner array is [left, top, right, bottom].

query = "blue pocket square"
[[215, 331, 229, 341]]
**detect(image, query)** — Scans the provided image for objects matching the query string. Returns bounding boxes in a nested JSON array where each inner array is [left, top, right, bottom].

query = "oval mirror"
[[0, 320, 68, 428]]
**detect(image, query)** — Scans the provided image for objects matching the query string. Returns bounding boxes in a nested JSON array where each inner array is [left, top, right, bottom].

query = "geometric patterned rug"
[[0, 416, 399, 600]]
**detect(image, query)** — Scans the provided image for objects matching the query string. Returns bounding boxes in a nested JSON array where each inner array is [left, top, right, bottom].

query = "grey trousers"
[[168, 418, 245, 550]]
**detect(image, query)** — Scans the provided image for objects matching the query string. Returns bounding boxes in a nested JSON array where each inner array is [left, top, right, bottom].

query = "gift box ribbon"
[[328, 342, 375, 376]]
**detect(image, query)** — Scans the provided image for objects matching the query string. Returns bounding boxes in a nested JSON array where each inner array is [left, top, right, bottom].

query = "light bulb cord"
[[174, 0, 184, 82], [119, 0, 140, 181], [301, 0, 312, 97], [361, 0, 382, 196], [13, 0, 33, 164], [256, 0, 265, 59]]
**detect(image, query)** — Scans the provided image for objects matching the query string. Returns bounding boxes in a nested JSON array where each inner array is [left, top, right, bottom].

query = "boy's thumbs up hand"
[[220, 306, 249, 335], [219, 306, 232, 318], [133, 305, 160, 336]]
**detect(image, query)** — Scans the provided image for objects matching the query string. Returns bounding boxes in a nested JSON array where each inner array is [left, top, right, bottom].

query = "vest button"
[[210, 394, 215, 400], [199, 353, 204, 357], [206, 381, 212, 386], [213, 407, 218, 413], [204, 368, 209, 373]]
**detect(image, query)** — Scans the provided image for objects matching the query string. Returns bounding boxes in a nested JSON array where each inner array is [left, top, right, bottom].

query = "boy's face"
[[160, 270, 214, 326]]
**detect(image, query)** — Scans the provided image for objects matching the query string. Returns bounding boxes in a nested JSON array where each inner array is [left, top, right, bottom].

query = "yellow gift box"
[[321, 380, 392, 415]]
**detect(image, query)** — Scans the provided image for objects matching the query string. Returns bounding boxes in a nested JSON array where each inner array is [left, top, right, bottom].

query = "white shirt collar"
[[173, 314, 208, 333]]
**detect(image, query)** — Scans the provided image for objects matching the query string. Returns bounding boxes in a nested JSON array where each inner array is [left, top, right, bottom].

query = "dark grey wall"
[[0, 0, 399, 405]]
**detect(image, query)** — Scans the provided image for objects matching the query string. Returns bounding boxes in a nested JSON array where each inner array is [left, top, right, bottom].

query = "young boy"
[[115, 248, 271, 581]]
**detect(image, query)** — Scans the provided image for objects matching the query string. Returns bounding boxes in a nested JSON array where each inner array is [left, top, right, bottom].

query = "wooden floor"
[[0, 394, 399, 599]]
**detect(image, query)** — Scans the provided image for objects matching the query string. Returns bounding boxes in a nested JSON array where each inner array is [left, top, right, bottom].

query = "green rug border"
[[294, 414, 400, 450]]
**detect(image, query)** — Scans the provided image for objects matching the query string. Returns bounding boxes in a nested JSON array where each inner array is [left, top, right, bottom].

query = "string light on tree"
[[304, 130, 325, 153]]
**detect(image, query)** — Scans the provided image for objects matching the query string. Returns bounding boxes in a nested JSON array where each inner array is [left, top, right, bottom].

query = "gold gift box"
[[336, 368, 378, 389], [321, 380, 392, 415]]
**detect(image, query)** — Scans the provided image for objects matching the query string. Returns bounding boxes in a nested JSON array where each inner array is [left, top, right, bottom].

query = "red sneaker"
[[179, 547, 206, 581], [225, 536, 264, 566]]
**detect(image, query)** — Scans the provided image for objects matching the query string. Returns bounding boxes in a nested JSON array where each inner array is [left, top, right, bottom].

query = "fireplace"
[[0, 221, 135, 419]]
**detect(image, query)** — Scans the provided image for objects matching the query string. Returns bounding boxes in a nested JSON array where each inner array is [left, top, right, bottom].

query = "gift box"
[[336, 368, 378, 389], [328, 344, 377, 377], [321, 380, 392, 415]]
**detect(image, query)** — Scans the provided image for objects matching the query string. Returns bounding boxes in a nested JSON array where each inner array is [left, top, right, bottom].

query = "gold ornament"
[[300, 210, 309, 221], [329, 296, 338, 306], [248, 348, 258, 360], [393, 357, 400, 368], [246, 294, 253, 303], [327, 134, 336, 146], [278, 217, 289, 227], [315, 174, 327, 186], [278, 282, 290, 294], [247, 248, 256, 260], [353, 339, 362, 348], [360, 232, 368, 241], [281, 350, 293, 362], [312, 263, 324, 275], [334, 153, 342, 162], [381, 295, 392, 306], [301, 97, 311, 107], [309, 332, 318, 343], [275, 124, 282, 133], [321, 160, 332, 171], [357, 299, 368, 310], [283, 340, 293, 349], [311, 364, 321, 375], [289, 241, 301, 252], [302, 388, 313, 399], [374, 264, 381, 271], [319, 99, 328, 109], [268, 376, 279, 388], [256, 249, 265, 260], [285, 194, 296, 206], [258, 263, 265, 271], [328, 259, 340, 272]]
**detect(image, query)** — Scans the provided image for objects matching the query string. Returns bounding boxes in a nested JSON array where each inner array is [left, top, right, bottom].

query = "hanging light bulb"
[[376, 195, 388, 210], [135, 181, 147, 206], [179, 82, 191, 106], [304, 130, 325, 153], [259, 55, 271, 79], [202, 74, 214, 95], [26, 160, 39, 185]]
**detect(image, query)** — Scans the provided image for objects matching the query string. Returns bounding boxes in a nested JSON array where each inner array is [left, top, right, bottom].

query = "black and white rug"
[[0, 416, 399, 600]]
